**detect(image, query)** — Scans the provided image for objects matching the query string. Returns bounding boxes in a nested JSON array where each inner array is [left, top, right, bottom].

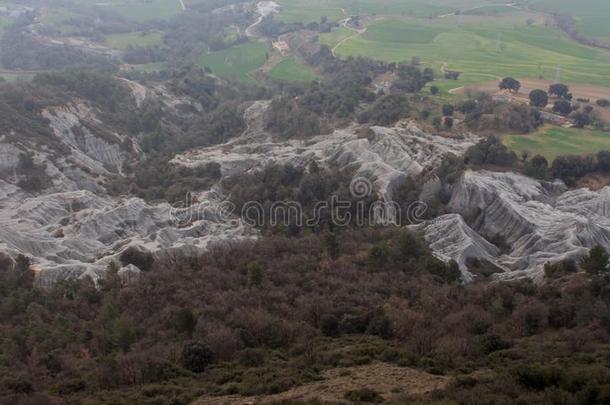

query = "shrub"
[[442, 104, 454, 116], [544, 259, 577, 279], [581, 245, 609, 275], [320, 314, 340, 337], [596, 99, 610, 107], [478, 334, 511, 355], [444, 116, 454, 129], [119, 246, 154, 272], [344, 388, 383, 403], [238, 348, 265, 367], [181, 342, 214, 373], [513, 364, 562, 391], [173, 308, 198, 336], [246, 262, 264, 287], [366, 314, 392, 339]]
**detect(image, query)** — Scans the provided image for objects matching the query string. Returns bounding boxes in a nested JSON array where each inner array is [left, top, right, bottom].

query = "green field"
[[72, 0, 183, 21], [268, 58, 319, 82], [330, 17, 610, 91], [528, 0, 610, 39], [0, 72, 35, 82], [276, 0, 495, 22], [504, 127, 610, 161], [197, 41, 269, 83]]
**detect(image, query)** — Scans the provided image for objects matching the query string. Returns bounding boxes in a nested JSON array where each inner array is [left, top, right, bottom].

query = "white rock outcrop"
[[173, 101, 480, 196], [416, 170, 610, 280]]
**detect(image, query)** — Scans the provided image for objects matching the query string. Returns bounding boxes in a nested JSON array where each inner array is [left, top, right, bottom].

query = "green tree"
[[369, 242, 389, 266], [320, 314, 340, 337], [499, 77, 521, 93], [174, 308, 198, 336], [581, 245, 609, 274], [324, 233, 340, 260], [549, 83, 570, 99], [553, 100, 572, 116], [181, 342, 214, 373], [525, 154, 549, 179], [529, 89, 549, 107], [572, 112, 591, 128], [247, 262, 264, 287], [598, 151, 610, 172]]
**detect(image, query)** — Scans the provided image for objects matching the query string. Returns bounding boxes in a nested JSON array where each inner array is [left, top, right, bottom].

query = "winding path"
[[331, 9, 369, 57]]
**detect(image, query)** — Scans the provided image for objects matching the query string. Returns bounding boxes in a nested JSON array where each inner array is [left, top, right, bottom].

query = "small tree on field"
[[529, 89, 549, 107], [499, 77, 521, 93], [549, 83, 570, 99]]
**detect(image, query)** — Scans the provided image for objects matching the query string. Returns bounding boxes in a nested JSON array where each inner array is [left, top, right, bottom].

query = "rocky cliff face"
[[416, 170, 610, 280]]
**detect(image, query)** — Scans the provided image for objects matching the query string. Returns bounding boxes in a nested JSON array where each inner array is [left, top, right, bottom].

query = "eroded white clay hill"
[[2, 78, 609, 285], [415, 170, 610, 281]]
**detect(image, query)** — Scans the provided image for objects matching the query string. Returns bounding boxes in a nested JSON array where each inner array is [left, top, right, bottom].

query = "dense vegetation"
[[2, 3, 610, 404], [1, 231, 609, 403]]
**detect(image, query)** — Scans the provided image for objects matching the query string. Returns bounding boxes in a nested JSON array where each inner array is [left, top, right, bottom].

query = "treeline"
[[463, 135, 610, 185], [1, 230, 609, 403]]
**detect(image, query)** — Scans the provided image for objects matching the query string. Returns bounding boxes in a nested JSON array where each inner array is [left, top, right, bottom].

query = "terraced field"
[[503, 127, 610, 161]]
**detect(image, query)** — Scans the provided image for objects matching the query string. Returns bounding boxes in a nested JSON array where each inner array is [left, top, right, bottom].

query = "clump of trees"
[[458, 93, 542, 133], [549, 151, 610, 185], [464, 136, 517, 167], [2, 229, 610, 403], [265, 56, 434, 137], [16, 153, 50, 192]]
